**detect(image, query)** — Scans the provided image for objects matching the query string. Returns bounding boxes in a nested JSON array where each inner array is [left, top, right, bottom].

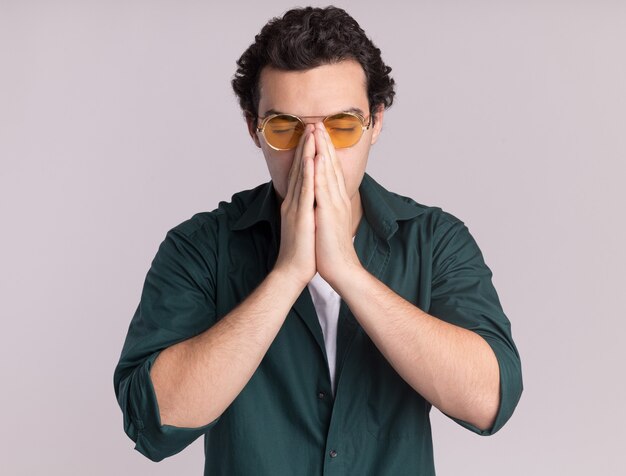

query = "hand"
[[312, 122, 362, 288], [273, 124, 317, 288]]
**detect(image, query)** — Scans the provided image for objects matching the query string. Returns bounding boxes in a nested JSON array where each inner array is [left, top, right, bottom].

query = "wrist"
[[269, 265, 313, 293], [323, 258, 365, 294]]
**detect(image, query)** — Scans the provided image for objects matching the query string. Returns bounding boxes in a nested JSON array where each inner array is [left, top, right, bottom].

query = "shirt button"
[[318, 391, 325, 399], [329, 450, 338, 458]]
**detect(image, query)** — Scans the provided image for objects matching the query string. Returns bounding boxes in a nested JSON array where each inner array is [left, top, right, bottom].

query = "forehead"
[[258, 59, 369, 116]]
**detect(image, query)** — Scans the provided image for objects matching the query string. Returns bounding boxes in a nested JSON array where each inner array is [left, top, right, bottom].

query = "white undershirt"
[[307, 272, 341, 396]]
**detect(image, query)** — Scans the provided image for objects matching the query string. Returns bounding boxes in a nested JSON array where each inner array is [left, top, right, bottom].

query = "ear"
[[245, 111, 262, 148], [369, 104, 385, 145]]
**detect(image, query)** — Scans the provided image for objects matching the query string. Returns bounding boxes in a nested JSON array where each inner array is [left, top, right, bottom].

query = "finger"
[[321, 124, 349, 201], [295, 131, 315, 207], [314, 150, 331, 208], [285, 128, 308, 203], [298, 152, 315, 210], [291, 128, 310, 203], [314, 124, 341, 202], [285, 125, 313, 202], [300, 124, 316, 175]]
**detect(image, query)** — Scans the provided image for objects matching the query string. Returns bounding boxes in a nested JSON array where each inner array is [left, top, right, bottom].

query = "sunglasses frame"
[[256, 111, 372, 151]]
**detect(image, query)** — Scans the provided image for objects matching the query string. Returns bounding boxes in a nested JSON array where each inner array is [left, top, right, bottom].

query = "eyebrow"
[[261, 106, 366, 117]]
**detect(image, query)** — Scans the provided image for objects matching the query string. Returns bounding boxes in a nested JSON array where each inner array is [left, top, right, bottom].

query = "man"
[[114, 6, 523, 475]]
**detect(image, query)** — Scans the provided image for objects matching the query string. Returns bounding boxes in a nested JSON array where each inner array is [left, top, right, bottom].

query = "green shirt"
[[113, 173, 523, 475]]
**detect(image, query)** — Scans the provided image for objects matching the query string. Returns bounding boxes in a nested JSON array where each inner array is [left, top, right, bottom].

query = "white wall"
[[1, 1, 624, 474]]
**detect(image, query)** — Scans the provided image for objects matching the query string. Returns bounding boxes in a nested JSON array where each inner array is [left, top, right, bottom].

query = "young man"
[[114, 6, 523, 475]]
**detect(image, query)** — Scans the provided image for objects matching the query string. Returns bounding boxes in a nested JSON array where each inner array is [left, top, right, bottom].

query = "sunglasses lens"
[[324, 113, 364, 148], [264, 115, 304, 150]]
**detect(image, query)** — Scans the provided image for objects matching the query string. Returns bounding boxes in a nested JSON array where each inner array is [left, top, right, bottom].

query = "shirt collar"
[[358, 173, 424, 241], [231, 172, 424, 241], [231, 180, 280, 232]]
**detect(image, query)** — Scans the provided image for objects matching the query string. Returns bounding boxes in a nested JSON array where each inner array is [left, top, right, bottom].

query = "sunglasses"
[[256, 111, 372, 151]]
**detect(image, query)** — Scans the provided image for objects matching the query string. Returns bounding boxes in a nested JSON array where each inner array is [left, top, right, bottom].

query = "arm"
[[331, 265, 500, 431], [311, 121, 522, 435], [113, 124, 317, 461], [150, 268, 304, 428], [152, 124, 318, 428]]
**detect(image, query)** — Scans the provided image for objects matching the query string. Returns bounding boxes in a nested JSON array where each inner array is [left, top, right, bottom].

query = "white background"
[[1, 1, 624, 474]]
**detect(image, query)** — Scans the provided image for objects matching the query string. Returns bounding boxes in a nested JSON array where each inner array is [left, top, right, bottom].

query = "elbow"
[[472, 404, 498, 432], [463, 398, 499, 433], [474, 345, 502, 432], [468, 374, 501, 432]]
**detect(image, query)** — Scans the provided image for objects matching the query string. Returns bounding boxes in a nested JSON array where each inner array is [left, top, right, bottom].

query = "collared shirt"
[[307, 271, 342, 396], [113, 173, 523, 476]]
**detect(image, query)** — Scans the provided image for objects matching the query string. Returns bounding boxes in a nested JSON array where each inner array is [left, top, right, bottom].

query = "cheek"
[[337, 148, 367, 185], [263, 149, 295, 198], [335, 156, 356, 193]]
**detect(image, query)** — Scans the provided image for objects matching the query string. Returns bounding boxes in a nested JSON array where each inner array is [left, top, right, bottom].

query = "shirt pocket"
[[365, 353, 426, 440]]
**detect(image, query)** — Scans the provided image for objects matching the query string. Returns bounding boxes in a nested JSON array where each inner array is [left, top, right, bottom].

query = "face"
[[246, 59, 384, 203]]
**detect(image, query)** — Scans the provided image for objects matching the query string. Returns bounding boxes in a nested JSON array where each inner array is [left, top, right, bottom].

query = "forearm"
[[334, 266, 500, 431], [150, 269, 303, 428]]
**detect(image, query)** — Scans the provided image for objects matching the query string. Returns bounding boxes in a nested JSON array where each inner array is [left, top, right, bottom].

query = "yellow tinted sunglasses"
[[256, 111, 371, 151]]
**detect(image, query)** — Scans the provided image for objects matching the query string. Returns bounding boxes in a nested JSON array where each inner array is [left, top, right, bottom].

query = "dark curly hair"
[[231, 5, 395, 128]]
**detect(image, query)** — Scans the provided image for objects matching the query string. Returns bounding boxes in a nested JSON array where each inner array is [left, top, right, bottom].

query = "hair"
[[231, 5, 395, 128]]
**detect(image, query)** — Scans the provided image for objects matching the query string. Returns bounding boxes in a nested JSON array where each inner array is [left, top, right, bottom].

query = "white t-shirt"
[[307, 272, 341, 396]]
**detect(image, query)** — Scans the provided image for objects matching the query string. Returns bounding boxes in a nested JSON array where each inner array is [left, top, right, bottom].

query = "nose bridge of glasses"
[[302, 117, 322, 126], [291, 114, 329, 128], [258, 114, 319, 131]]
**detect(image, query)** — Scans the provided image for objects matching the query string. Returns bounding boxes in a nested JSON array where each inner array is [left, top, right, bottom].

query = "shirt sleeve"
[[113, 218, 220, 461], [428, 213, 523, 436]]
